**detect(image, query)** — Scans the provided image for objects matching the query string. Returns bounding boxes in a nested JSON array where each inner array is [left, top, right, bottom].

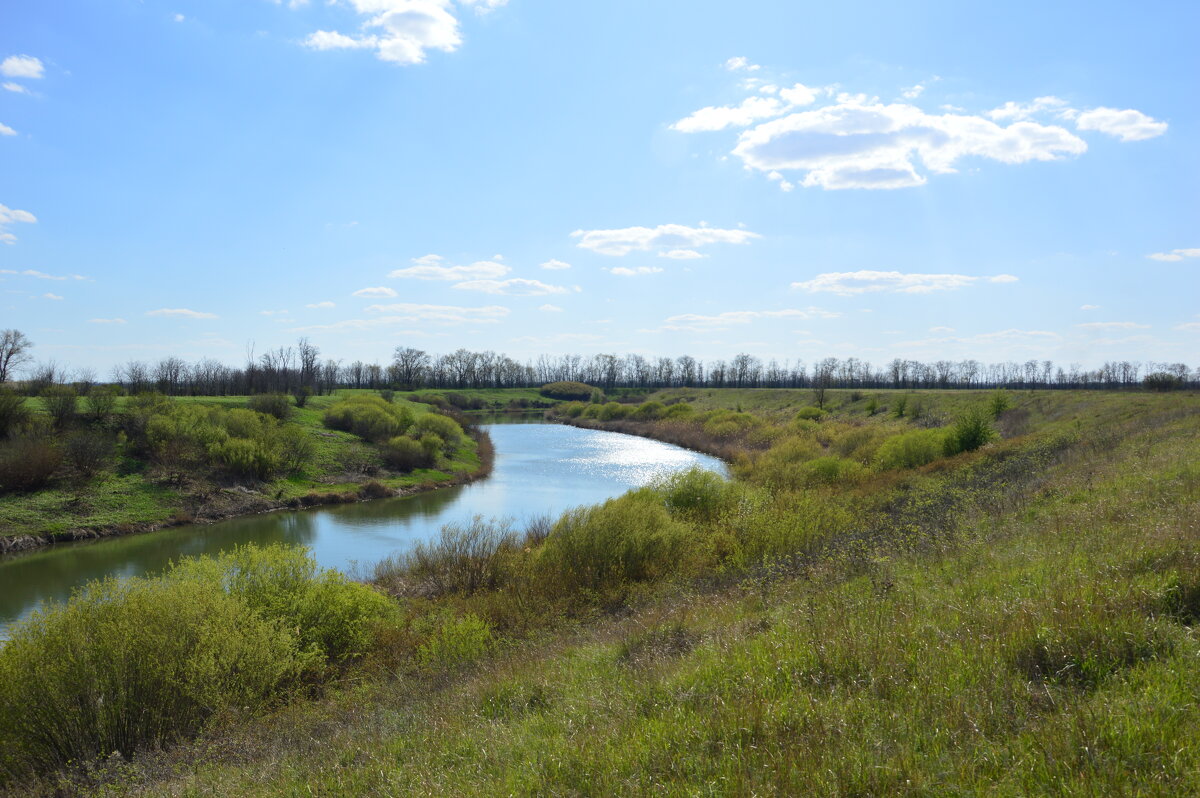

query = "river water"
[[0, 420, 726, 638]]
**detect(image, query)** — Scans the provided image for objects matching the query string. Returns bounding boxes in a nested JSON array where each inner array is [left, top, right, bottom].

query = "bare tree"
[[0, 329, 32, 384]]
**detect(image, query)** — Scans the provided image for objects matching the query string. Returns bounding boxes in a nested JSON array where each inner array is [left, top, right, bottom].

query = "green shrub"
[[417, 613, 493, 671], [419, 433, 444, 462], [323, 396, 414, 442], [383, 435, 433, 471], [581, 404, 602, 419], [662, 402, 695, 419], [874, 428, 948, 470], [795, 405, 827, 421], [631, 401, 666, 421], [538, 381, 597, 401], [558, 401, 586, 418], [598, 401, 629, 421], [943, 406, 997, 456], [85, 385, 121, 420], [247, 393, 293, 421], [208, 437, 280, 480], [411, 413, 463, 453], [988, 389, 1013, 418], [223, 408, 271, 439], [378, 517, 520, 597], [892, 396, 908, 418], [797, 456, 867, 486], [537, 494, 691, 596], [658, 467, 729, 521]]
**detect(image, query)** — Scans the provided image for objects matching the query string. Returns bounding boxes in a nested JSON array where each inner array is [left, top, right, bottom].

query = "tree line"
[[0, 329, 1194, 395]]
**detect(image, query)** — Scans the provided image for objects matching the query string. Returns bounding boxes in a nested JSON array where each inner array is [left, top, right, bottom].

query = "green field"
[[2, 387, 1199, 795]]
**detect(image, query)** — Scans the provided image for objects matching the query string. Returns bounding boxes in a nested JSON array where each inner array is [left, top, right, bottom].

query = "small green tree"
[[987, 389, 1013, 419], [41, 385, 78, 430]]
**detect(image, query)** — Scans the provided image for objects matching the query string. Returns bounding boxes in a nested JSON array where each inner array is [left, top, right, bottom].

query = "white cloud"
[[1075, 107, 1168, 142], [0, 55, 44, 80], [459, 0, 508, 13], [661, 307, 839, 331], [731, 97, 1087, 190], [1080, 304, 1100, 310], [929, 326, 955, 333], [299, 0, 469, 66], [672, 96, 787, 133], [0, 123, 15, 136], [42, 292, 63, 300], [0, 268, 87, 281], [451, 277, 568, 296], [174, 13, 186, 22], [1174, 322, 1200, 332], [2, 82, 30, 94], [306, 300, 336, 308], [572, 223, 760, 257], [538, 304, 563, 312], [89, 318, 127, 324], [389, 258, 509, 281], [146, 308, 218, 319], [540, 259, 571, 270], [1146, 248, 1200, 262], [792, 270, 1019, 295], [1076, 321, 1151, 330], [609, 266, 663, 276], [0, 203, 37, 244], [659, 249, 704, 260], [352, 286, 398, 297], [724, 57, 760, 72], [901, 84, 925, 99], [985, 96, 1069, 122]]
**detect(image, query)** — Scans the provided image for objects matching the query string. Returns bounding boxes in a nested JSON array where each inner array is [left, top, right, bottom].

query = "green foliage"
[[874, 427, 948, 470], [657, 467, 730, 521], [379, 389, 395, 403], [794, 405, 827, 421], [598, 401, 630, 421], [558, 401, 587, 418], [988, 389, 1013, 418], [382, 435, 433, 471], [291, 385, 313, 408], [537, 494, 691, 596], [539, 381, 598, 401], [944, 406, 997, 455], [417, 613, 493, 671], [411, 413, 464, 453], [661, 402, 695, 419], [62, 431, 114, 477], [247, 393, 294, 421], [865, 396, 879, 416], [796, 455, 867, 486], [208, 437, 281, 480], [892, 395, 909, 418], [630, 401, 666, 421], [1144, 372, 1183, 392], [323, 395, 414, 442]]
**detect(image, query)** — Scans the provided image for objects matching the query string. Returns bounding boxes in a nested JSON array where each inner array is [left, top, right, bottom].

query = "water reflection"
[[0, 422, 726, 637]]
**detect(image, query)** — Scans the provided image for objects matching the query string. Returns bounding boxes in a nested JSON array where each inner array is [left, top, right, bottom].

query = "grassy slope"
[[70, 388, 1200, 797], [0, 392, 483, 539]]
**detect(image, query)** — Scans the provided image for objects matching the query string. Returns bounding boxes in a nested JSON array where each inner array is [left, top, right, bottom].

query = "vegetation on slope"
[[0, 389, 488, 545], [1, 388, 1198, 795]]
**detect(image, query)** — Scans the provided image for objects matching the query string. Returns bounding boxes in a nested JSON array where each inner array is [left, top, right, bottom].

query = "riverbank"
[[0, 392, 496, 555]]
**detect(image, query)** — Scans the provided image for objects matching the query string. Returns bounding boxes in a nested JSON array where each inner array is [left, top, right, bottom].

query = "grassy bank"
[[0, 390, 493, 550], [2, 388, 1198, 795]]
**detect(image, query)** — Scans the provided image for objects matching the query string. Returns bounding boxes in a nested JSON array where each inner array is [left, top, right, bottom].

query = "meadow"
[[0, 386, 1197, 795]]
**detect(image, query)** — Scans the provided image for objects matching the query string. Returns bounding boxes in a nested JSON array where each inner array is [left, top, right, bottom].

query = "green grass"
[[4, 389, 1200, 795]]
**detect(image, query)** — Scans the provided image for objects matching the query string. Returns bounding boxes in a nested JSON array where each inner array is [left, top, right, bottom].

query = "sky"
[[1, 0, 1197, 376]]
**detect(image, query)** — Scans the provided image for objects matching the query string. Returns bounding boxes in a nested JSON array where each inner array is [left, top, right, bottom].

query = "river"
[[0, 420, 727, 638]]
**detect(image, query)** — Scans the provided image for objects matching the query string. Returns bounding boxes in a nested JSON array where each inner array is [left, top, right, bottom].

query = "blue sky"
[[1, 0, 1197, 375]]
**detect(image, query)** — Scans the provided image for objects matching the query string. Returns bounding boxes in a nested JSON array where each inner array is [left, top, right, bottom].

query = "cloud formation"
[[452, 277, 568, 296], [0, 203, 36, 244], [0, 55, 44, 80], [540, 259, 571, 270], [352, 286, 398, 297], [0, 268, 87, 281], [146, 308, 218, 319], [676, 73, 1166, 190], [298, 0, 497, 65], [609, 266, 663, 276], [572, 223, 760, 257], [792, 270, 1018, 295], [389, 257, 510, 281], [661, 307, 839, 331], [1147, 248, 1200, 262]]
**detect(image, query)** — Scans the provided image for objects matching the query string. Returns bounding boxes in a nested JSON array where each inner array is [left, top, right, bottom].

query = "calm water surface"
[[0, 421, 726, 638]]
